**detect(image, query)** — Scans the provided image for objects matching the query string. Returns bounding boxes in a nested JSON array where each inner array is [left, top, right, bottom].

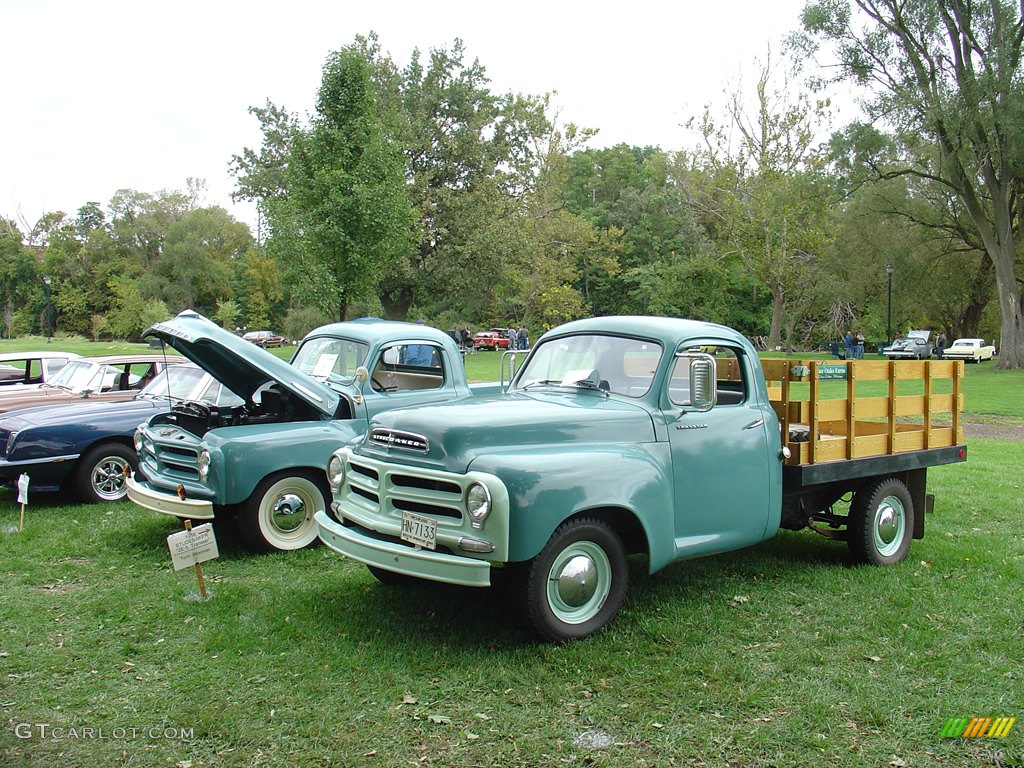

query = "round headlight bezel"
[[328, 454, 346, 490], [196, 449, 211, 481], [133, 428, 144, 453], [466, 482, 491, 528]]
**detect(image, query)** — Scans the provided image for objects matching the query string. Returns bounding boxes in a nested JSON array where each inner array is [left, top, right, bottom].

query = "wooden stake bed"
[[761, 358, 965, 467]]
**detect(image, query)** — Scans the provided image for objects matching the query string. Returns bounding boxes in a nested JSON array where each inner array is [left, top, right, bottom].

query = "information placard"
[[167, 523, 219, 571]]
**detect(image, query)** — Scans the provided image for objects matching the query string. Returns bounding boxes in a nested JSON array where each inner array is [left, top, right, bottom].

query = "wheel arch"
[[563, 506, 650, 558]]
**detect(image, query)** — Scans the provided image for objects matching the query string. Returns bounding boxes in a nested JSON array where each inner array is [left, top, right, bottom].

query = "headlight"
[[5, 431, 18, 456], [466, 482, 491, 528], [133, 428, 144, 453], [197, 449, 211, 481], [327, 454, 345, 489]]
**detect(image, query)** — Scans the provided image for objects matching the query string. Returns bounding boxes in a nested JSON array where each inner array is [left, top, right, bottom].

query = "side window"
[[668, 357, 692, 406], [669, 346, 747, 407], [43, 358, 66, 379], [126, 363, 157, 390], [711, 346, 746, 405], [371, 344, 444, 392]]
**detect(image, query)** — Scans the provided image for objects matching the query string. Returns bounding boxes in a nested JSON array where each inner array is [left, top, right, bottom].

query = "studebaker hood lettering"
[[145, 310, 341, 417], [363, 392, 657, 472]]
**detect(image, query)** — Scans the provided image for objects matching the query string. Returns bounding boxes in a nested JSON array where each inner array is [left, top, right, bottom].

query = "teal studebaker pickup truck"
[[316, 315, 967, 640], [127, 311, 499, 552]]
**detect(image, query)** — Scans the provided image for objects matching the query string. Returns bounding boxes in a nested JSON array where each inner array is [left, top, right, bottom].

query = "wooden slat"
[[766, 358, 963, 467]]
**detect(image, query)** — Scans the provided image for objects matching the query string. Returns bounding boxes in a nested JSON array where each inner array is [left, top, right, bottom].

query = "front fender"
[[468, 443, 675, 571], [206, 419, 365, 505]]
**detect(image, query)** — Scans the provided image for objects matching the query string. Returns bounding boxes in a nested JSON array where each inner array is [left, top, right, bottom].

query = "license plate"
[[400, 511, 436, 550]]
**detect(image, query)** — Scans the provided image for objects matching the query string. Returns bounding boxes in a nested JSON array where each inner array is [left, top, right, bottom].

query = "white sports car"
[[942, 338, 995, 362]]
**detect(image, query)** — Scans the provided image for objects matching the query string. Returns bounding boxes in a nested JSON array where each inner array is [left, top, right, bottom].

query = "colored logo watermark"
[[941, 717, 1016, 738]]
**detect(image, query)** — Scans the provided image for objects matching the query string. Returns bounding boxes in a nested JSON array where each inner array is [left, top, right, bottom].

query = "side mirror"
[[689, 357, 716, 412], [352, 366, 369, 404]]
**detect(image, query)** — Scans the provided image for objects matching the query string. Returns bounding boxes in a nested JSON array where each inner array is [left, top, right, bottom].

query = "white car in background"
[[0, 351, 80, 389], [942, 338, 996, 363]]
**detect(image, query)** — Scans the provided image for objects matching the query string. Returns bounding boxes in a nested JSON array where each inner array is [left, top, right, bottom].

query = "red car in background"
[[472, 330, 511, 351]]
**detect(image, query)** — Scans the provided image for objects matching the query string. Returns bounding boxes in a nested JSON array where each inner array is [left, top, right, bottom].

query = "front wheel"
[[239, 472, 330, 552], [848, 477, 914, 565], [518, 517, 628, 642], [75, 443, 138, 503]]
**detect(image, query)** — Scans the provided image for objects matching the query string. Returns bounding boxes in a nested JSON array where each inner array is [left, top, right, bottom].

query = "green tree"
[[256, 43, 415, 320], [214, 299, 241, 330], [380, 38, 551, 320], [0, 219, 41, 337], [798, 0, 1024, 367], [690, 59, 835, 350]]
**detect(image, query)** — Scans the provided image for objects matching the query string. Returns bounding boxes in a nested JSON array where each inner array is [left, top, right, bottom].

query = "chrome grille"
[[343, 455, 463, 523]]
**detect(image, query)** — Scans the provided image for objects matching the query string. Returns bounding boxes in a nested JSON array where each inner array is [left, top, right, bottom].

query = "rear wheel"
[[848, 477, 914, 565], [75, 443, 137, 503], [518, 517, 628, 642], [239, 472, 330, 552]]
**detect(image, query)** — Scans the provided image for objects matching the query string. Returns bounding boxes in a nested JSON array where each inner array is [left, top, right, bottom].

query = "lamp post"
[[42, 276, 53, 343], [885, 261, 894, 344]]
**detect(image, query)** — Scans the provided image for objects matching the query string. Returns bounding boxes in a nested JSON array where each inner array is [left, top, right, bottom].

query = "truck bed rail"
[[761, 358, 964, 466]]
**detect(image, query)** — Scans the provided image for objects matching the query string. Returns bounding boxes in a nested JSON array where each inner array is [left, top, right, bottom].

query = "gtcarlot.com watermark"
[[14, 723, 194, 741]]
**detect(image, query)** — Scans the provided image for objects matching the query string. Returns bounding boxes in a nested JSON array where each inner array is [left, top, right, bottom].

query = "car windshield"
[[139, 366, 207, 400], [47, 360, 107, 392], [291, 336, 369, 383], [514, 333, 663, 398]]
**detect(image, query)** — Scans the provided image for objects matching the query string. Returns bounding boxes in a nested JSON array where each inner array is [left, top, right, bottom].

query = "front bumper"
[[126, 475, 215, 520], [315, 510, 492, 587]]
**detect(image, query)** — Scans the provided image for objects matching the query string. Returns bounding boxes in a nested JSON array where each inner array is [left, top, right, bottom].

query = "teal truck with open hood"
[[315, 315, 967, 641], [127, 311, 499, 551]]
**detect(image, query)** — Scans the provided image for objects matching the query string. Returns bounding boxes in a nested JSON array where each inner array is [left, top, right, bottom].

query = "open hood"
[[144, 310, 341, 418]]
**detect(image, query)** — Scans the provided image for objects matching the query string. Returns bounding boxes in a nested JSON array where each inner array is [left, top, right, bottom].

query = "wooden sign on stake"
[[167, 520, 219, 599]]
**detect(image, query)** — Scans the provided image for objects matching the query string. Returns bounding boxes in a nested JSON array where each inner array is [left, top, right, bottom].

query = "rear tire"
[[75, 443, 137, 503], [239, 471, 330, 552], [848, 477, 914, 565]]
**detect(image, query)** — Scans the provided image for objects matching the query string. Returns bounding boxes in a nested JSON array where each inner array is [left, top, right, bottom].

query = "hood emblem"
[[369, 429, 429, 453]]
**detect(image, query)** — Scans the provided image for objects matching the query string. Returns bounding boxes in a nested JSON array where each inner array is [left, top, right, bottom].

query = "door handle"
[[743, 418, 765, 430]]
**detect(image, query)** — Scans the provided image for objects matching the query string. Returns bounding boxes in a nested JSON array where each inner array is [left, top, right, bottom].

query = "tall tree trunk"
[[767, 286, 785, 352], [379, 285, 413, 321]]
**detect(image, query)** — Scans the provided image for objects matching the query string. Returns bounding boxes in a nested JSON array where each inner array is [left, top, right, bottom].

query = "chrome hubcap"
[[271, 493, 307, 532], [873, 495, 905, 557], [555, 554, 599, 607]]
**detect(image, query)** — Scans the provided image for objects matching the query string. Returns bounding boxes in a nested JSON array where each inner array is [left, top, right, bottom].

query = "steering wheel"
[[371, 377, 396, 392]]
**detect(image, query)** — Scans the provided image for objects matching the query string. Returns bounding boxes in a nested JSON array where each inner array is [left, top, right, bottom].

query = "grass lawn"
[[1, 336, 1021, 767]]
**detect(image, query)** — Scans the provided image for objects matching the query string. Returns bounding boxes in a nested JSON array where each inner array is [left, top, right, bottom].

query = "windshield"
[[291, 336, 369, 383], [139, 366, 207, 400], [48, 360, 107, 392], [514, 333, 663, 398]]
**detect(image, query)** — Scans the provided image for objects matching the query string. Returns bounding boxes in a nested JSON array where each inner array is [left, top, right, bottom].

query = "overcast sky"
[[2, 0, 820, 232]]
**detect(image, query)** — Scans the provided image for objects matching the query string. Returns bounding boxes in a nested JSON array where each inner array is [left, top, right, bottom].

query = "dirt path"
[[963, 420, 1024, 441]]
